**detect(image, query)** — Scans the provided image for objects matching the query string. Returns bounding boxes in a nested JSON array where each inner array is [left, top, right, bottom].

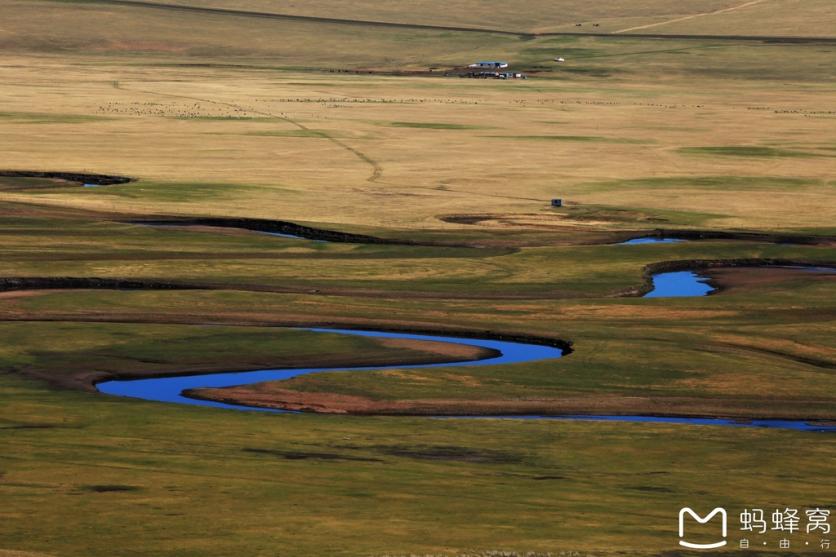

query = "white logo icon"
[[679, 507, 728, 549]]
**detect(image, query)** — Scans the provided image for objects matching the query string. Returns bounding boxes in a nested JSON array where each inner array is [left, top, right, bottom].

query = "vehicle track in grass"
[[113, 81, 383, 183], [613, 0, 770, 34]]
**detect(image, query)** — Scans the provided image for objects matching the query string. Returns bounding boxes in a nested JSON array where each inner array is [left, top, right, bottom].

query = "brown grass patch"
[[707, 267, 836, 292], [0, 291, 45, 300], [376, 337, 490, 361], [558, 304, 737, 319], [189, 388, 836, 420], [711, 333, 836, 362]]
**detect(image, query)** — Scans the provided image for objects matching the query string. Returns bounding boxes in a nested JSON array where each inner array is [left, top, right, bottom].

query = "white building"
[[468, 61, 509, 69]]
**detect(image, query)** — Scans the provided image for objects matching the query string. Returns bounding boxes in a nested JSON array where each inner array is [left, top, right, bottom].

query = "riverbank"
[[6, 370, 833, 556], [192, 384, 836, 422], [90, 325, 831, 426], [30, 329, 500, 392]]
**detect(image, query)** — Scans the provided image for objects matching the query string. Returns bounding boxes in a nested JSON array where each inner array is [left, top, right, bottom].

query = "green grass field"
[[1, 0, 835, 555], [2, 371, 833, 557]]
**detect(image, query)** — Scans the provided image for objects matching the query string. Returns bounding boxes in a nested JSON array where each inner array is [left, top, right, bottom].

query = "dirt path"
[[614, 0, 770, 34], [114, 81, 383, 183]]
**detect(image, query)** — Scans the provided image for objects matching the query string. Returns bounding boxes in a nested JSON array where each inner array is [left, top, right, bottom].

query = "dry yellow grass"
[[633, 0, 836, 36], [78, 0, 836, 36], [1, 4, 835, 557], [1, 54, 835, 231], [0, 1, 834, 235]]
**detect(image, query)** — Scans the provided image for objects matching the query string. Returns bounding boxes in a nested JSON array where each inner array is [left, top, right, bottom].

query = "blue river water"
[[95, 234, 835, 433], [620, 237, 684, 245], [97, 325, 834, 432], [644, 271, 715, 298], [264, 231, 308, 240], [643, 265, 836, 299], [97, 329, 565, 408]]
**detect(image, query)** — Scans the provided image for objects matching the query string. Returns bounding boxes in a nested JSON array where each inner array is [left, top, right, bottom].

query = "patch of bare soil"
[[375, 337, 491, 361], [441, 212, 609, 229], [441, 207, 670, 230], [706, 266, 836, 293], [189, 389, 836, 421]]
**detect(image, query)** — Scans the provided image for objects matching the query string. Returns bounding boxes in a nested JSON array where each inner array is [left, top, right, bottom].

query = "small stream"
[[97, 326, 834, 432], [93, 230, 834, 432], [620, 237, 684, 245], [97, 329, 564, 409]]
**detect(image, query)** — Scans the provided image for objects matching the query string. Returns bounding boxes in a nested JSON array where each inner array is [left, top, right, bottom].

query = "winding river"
[[92, 231, 835, 432], [6, 171, 832, 431], [98, 327, 835, 433], [97, 329, 564, 410]]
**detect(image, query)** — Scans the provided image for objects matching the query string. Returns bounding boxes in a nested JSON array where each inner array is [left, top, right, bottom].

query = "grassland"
[[1, 0, 835, 555], [2, 7, 836, 230], [4, 370, 833, 557], [43, 0, 836, 36]]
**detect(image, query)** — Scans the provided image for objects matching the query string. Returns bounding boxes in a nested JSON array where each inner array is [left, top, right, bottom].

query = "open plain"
[[1, 1, 835, 555]]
